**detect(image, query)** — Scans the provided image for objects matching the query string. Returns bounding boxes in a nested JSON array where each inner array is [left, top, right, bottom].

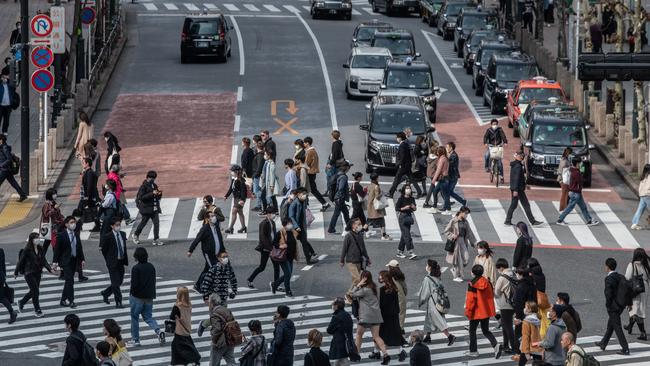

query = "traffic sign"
[[31, 69, 54, 93], [30, 46, 54, 69], [30, 14, 53, 38], [81, 7, 96, 25], [50, 6, 66, 54]]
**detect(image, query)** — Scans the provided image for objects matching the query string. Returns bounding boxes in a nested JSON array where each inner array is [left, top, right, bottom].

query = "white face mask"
[[285, 224, 294, 230], [209, 216, 218, 224], [491, 125, 498, 130], [477, 248, 486, 255], [221, 257, 229, 265], [231, 172, 237, 178], [354, 226, 362, 233], [53, 194, 58, 199], [404, 189, 412, 195], [295, 145, 300, 150], [547, 311, 553, 320], [68, 223, 77, 231]]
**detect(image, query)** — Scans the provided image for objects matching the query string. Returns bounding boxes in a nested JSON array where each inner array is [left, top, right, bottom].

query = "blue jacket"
[[0, 82, 17, 107], [288, 198, 305, 228], [334, 171, 349, 202]]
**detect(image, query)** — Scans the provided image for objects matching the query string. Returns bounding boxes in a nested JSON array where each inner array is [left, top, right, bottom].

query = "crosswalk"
[[132, 1, 369, 16], [71, 196, 647, 249], [0, 268, 645, 365]]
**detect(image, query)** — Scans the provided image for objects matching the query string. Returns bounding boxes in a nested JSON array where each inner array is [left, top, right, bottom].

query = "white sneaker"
[[631, 224, 643, 230], [408, 252, 417, 260], [381, 234, 392, 241], [396, 251, 406, 258], [441, 210, 453, 216], [453, 277, 464, 282], [428, 208, 440, 214], [586, 220, 600, 227], [153, 239, 164, 246]]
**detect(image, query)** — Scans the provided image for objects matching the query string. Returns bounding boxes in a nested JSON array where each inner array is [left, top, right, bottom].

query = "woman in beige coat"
[[625, 248, 650, 340], [444, 206, 476, 282], [473, 241, 497, 285], [366, 172, 391, 240], [74, 111, 93, 159]]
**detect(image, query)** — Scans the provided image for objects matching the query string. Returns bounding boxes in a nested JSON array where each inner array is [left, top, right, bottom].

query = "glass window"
[[532, 124, 586, 147], [462, 15, 497, 29], [517, 88, 564, 104], [372, 110, 426, 134], [496, 64, 538, 82], [352, 55, 392, 69], [357, 27, 379, 41], [189, 20, 220, 35], [372, 38, 414, 56], [480, 49, 511, 66], [386, 70, 432, 89]]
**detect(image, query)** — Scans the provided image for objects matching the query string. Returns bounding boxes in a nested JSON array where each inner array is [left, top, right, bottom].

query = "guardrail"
[[88, 13, 123, 97]]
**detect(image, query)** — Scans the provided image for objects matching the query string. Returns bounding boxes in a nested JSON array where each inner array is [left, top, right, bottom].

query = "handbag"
[[1, 283, 15, 303], [345, 332, 361, 361], [632, 265, 646, 296], [351, 298, 360, 319], [39, 219, 51, 240], [164, 319, 176, 334], [444, 238, 456, 253], [373, 195, 389, 210], [400, 212, 414, 226], [270, 247, 287, 262]]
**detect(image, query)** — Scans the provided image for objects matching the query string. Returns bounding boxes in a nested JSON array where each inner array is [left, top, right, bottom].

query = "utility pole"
[[19, 0, 29, 194], [557, 0, 567, 60], [613, 0, 626, 143], [64, 0, 83, 94]]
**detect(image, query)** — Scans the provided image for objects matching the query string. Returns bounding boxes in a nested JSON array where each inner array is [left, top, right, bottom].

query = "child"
[[515, 301, 543, 364], [96, 341, 117, 366]]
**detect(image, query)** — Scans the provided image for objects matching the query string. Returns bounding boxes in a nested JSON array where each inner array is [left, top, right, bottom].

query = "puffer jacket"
[[464, 276, 496, 320], [271, 319, 296, 365]]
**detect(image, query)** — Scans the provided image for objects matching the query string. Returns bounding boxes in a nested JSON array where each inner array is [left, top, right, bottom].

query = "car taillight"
[[220, 31, 225, 40], [181, 32, 187, 42]]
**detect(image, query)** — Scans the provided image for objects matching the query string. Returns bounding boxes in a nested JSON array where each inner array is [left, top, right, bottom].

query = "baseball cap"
[[385, 259, 400, 267]]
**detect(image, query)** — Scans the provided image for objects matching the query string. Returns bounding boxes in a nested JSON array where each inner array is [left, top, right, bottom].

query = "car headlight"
[[529, 152, 544, 164], [349, 75, 359, 83], [342, 2, 352, 7], [369, 140, 382, 151], [315, 1, 325, 7]]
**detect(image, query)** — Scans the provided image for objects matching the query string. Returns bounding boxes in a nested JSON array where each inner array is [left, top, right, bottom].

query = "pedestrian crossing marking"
[[188, 197, 204, 239], [203, 2, 218, 9], [243, 3, 260, 11], [263, 4, 280, 11], [383, 198, 402, 239], [142, 2, 158, 10], [302, 5, 311, 11], [227, 198, 251, 239], [481, 199, 518, 243], [222, 3, 239, 11], [414, 199, 442, 242], [164, 3, 178, 10], [283, 4, 300, 13], [147, 197, 179, 240], [589, 202, 640, 249], [465, 213, 481, 242], [528, 201, 561, 245], [122, 199, 140, 238], [552, 201, 601, 247], [184, 3, 200, 10], [362, 7, 374, 14], [351, 8, 362, 15], [307, 205, 326, 240]]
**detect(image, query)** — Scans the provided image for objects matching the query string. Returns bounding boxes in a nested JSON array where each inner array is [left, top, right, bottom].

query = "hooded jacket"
[[520, 313, 543, 354], [509, 159, 527, 192], [271, 318, 296, 365], [539, 318, 567, 365], [464, 276, 496, 320]]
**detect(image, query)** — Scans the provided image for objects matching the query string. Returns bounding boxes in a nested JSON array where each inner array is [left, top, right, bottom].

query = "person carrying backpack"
[[62, 314, 98, 366], [416, 259, 456, 346], [327, 161, 351, 234], [561, 331, 599, 366], [494, 258, 517, 355], [96, 341, 117, 366], [206, 294, 241, 366]]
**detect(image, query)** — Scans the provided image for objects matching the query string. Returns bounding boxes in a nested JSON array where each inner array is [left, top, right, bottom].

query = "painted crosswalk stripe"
[[223, 3, 239, 11], [142, 3, 157, 11], [466, 213, 481, 242], [243, 3, 260, 11], [121, 199, 140, 238], [362, 7, 374, 14], [481, 199, 518, 243], [528, 201, 561, 245], [383, 198, 402, 239], [307, 205, 325, 240], [413, 199, 442, 242], [227, 199, 250, 239], [283, 5, 300, 13], [351, 8, 361, 15], [187, 198, 204, 239], [302, 5, 311, 11], [589, 202, 640, 248], [147, 198, 179, 240], [163, 3, 178, 10], [263, 4, 280, 12], [203, 3, 218, 9], [552, 201, 600, 247], [183, 3, 199, 11]]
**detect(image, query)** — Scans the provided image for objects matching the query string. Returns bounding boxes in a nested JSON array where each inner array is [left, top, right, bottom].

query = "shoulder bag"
[[444, 238, 456, 253], [270, 230, 287, 262], [373, 194, 389, 210], [632, 264, 646, 297], [349, 233, 368, 270]]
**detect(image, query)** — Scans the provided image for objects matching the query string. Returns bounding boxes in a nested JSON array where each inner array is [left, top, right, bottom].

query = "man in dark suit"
[[53, 216, 85, 308], [246, 207, 276, 287], [80, 157, 100, 232], [0, 248, 18, 323], [387, 132, 412, 198], [187, 209, 227, 285], [504, 150, 542, 226], [596, 257, 631, 355], [101, 218, 128, 308], [9, 22, 21, 47]]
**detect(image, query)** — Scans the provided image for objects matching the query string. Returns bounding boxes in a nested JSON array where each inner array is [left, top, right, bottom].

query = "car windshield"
[[469, 33, 489, 47], [352, 54, 392, 69], [386, 70, 432, 89], [445, 3, 466, 16], [461, 15, 494, 29], [189, 20, 220, 35], [480, 48, 511, 66], [372, 110, 426, 134], [373, 38, 414, 55], [532, 124, 586, 147], [496, 64, 537, 82], [518, 88, 564, 104], [357, 27, 383, 41]]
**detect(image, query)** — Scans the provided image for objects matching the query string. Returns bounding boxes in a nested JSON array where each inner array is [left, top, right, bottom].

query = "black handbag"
[[164, 319, 176, 334], [345, 332, 361, 361], [0, 283, 14, 303], [632, 265, 646, 297], [401, 213, 414, 226], [351, 298, 360, 319], [444, 238, 457, 253]]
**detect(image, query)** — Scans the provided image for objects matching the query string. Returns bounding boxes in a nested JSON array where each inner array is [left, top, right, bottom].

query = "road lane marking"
[[528, 201, 561, 245], [231, 145, 239, 165], [302, 5, 311, 11], [223, 3, 239, 11], [183, 3, 199, 10], [243, 4, 260, 11], [307, 205, 325, 240], [589, 202, 639, 249], [383, 199, 402, 239], [203, 3, 218, 9], [229, 15, 245, 76], [263, 4, 280, 11], [237, 86, 243, 101], [481, 199, 518, 243], [422, 30, 486, 126], [414, 199, 442, 242], [466, 213, 481, 242], [138, 13, 295, 18], [552, 201, 601, 247], [234, 114, 241, 132], [187, 198, 204, 239], [142, 3, 157, 10], [291, 8, 339, 130], [362, 7, 374, 14], [122, 199, 140, 238], [352, 8, 361, 15], [148, 198, 179, 240], [163, 3, 178, 10]]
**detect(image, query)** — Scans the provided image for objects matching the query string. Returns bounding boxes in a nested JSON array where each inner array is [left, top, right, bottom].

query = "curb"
[[588, 130, 641, 200]]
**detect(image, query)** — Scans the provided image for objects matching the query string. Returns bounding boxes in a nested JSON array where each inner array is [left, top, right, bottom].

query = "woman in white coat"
[[444, 206, 476, 282], [625, 248, 650, 340], [417, 259, 456, 346], [260, 149, 280, 213]]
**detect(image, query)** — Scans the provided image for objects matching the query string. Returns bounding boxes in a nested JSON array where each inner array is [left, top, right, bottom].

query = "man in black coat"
[[80, 157, 100, 231], [504, 150, 542, 226], [133, 170, 163, 246], [408, 330, 432, 366], [0, 135, 27, 201], [247, 207, 276, 287], [483, 119, 508, 175], [596, 258, 630, 355], [387, 132, 412, 198], [326, 297, 355, 363], [0, 248, 17, 323], [53, 216, 85, 308], [9, 22, 21, 47], [187, 209, 227, 288], [62, 314, 86, 366], [101, 218, 128, 308], [513, 267, 537, 353], [261, 130, 276, 162]]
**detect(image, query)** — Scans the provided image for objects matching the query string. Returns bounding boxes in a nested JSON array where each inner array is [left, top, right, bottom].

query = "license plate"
[[196, 41, 209, 48], [329, 9, 337, 13], [408, 6, 415, 10], [366, 85, 379, 92]]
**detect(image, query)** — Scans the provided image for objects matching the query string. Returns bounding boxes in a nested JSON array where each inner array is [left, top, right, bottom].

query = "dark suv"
[[453, 8, 498, 57], [360, 90, 439, 173], [381, 59, 439, 122], [519, 105, 594, 186], [351, 21, 393, 47], [371, 0, 420, 16], [472, 36, 519, 95], [180, 14, 233, 63], [436, 0, 474, 40], [483, 52, 538, 114], [311, 0, 353, 20], [371, 29, 420, 61], [462, 29, 504, 73]]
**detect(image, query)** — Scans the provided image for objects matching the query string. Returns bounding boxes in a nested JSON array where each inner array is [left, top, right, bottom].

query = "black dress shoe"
[[60, 300, 70, 307], [78, 276, 89, 283], [115, 303, 124, 309], [69, 302, 77, 309], [595, 341, 605, 351], [101, 293, 110, 304], [617, 349, 630, 356]]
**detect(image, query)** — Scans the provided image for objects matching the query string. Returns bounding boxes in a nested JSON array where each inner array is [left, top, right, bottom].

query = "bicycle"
[[488, 145, 504, 187]]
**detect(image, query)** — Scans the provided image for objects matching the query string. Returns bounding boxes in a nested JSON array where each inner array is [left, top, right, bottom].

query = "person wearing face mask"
[[444, 206, 476, 282], [408, 330, 432, 366], [366, 173, 391, 240], [340, 218, 371, 293], [513, 266, 538, 357], [327, 160, 352, 234], [531, 305, 567, 366], [378, 270, 407, 362], [0, 247, 17, 323], [14, 233, 55, 318], [103, 131, 121, 175], [261, 129, 277, 162], [395, 184, 417, 260], [294, 138, 306, 162], [0, 73, 18, 134], [425, 146, 450, 214], [386, 132, 412, 199], [247, 207, 276, 288], [483, 119, 507, 181], [251, 140, 267, 213], [188, 210, 227, 290], [197, 195, 224, 223], [270, 218, 297, 297], [417, 259, 456, 346], [129, 247, 165, 347], [53, 216, 86, 309], [473, 241, 496, 285], [289, 188, 318, 264], [260, 148, 280, 213], [239, 319, 266, 365], [326, 297, 355, 364], [70, 209, 89, 282], [101, 218, 129, 308], [133, 170, 164, 246], [0, 134, 27, 202], [224, 164, 248, 234], [240, 137, 254, 179], [411, 135, 428, 198], [100, 179, 119, 249], [282, 159, 298, 203], [107, 164, 134, 225], [464, 264, 502, 359], [512, 222, 533, 269], [304, 136, 331, 211], [445, 142, 467, 207], [515, 301, 543, 364], [40, 187, 65, 257], [200, 251, 238, 303], [80, 157, 101, 232], [504, 150, 543, 226]]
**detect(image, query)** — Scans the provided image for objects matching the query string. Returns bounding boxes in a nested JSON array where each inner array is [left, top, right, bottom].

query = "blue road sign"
[[15, 49, 22, 61], [31, 47, 53, 68], [81, 7, 96, 25], [31, 69, 54, 93]]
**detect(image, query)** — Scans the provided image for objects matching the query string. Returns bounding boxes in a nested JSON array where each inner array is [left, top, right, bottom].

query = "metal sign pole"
[[86, 25, 91, 79], [43, 91, 48, 179], [38, 91, 43, 142]]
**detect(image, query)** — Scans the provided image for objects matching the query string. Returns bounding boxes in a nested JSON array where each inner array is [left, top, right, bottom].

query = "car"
[[462, 29, 506, 73], [180, 14, 233, 63], [351, 21, 393, 48], [360, 89, 440, 173], [381, 58, 439, 122], [420, 0, 445, 26], [436, 0, 474, 41], [371, 0, 420, 16], [506, 76, 568, 135], [482, 52, 539, 114], [343, 47, 393, 98], [518, 104, 594, 186], [311, 0, 353, 20], [370, 29, 420, 62], [453, 8, 499, 57], [472, 36, 519, 95]]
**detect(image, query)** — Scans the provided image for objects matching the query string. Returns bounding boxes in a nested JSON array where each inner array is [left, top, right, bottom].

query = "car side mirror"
[[433, 86, 440, 92], [380, 84, 386, 89], [524, 141, 532, 148], [588, 144, 595, 150], [365, 104, 371, 110], [360, 124, 369, 131], [342, 63, 349, 68], [415, 52, 421, 58]]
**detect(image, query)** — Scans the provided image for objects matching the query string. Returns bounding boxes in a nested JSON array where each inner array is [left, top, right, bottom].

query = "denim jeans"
[[484, 148, 504, 176], [328, 200, 350, 232], [252, 177, 263, 209], [447, 177, 466, 206], [632, 196, 650, 225], [272, 260, 292, 293], [426, 179, 450, 210], [398, 213, 414, 252], [130, 296, 160, 342], [558, 191, 593, 222]]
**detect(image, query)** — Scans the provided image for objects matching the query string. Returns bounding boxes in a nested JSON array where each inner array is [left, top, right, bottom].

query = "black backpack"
[[15, 249, 25, 275], [70, 334, 99, 366], [501, 274, 518, 308], [327, 173, 338, 202]]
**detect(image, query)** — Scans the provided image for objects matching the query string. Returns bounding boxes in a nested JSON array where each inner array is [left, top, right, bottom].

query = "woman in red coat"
[[464, 264, 502, 359]]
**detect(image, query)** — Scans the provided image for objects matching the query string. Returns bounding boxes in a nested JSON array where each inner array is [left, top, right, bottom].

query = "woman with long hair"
[[74, 111, 93, 159], [170, 286, 201, 365], [557, 147, 573, 211], [512, 222, 533, 269], [527, 258, 551, 337], [473, 241, 496, 285], [378, 270, 407, 362], [444, 206, 476, 282], [387, 261, 408, 331], [423, 140, 440, 209], [425, 146, 451, 214], [40, 188, 64, 258], [293, 139, 306, 162], [631, 164, 650, 230], [103, 131, 121, 175], [103, 318, 132, 366], [411, 135, 428, 198], [350, 271, 390, 364], [224, 165, 247, 234], [417, 259, 456, 346], [14, 232, 55, 317], [625, 248, 650, 340], [366, 172, 391, 240]]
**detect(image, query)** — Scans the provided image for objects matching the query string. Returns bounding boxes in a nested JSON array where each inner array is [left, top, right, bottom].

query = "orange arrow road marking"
[[271, 100, 298, 116], [273, 117, 299, 135]]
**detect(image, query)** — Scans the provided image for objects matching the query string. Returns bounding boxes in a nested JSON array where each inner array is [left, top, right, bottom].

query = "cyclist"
[[483, 119, 508, 182]]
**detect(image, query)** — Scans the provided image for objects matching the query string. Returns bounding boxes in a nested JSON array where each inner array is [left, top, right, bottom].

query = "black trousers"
[[348, 201, 366, 229], [134, 212, 160, 239], [523, 13, 534, 33], [20, 272, 43, 311], [328, 200, 350, 232], [0, 295, 13, 314], [501, 309, 516, 351], [388, 167, 410, 196], [102, 265, 125, 304], [505, 190, 536, 223], [518, 353, 542, 366], [0, 170, 26, 197], [297, 228, 315, 259], [61, 260, 77, 303], [248, 250, 270, 282], [469, 318, 497, 352], [307, 173, 327, 205], [0, 105, 11, 133], [601, 310, 630, 351]]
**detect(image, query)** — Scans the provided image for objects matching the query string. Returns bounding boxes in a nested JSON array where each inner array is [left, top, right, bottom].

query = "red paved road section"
[[436, 103, 620, 202], [99, 93, 237, 199]]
